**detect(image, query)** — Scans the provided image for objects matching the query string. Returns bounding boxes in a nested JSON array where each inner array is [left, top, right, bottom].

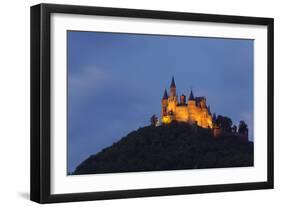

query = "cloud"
[[68, 66, 112, 100]]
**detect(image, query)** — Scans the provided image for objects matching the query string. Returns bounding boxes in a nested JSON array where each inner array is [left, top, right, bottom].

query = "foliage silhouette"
[[238, 120, 248, 134], [150, 114, 158, 127], [74, 122, 253, 175], [215, 115, 233, 133]]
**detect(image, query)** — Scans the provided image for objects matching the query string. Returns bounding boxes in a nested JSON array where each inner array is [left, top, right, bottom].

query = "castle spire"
[[170, 76, 176, 97], [170, 76, 176, 88], [162, 89, 168, 100], [188, 89, 195, 100]]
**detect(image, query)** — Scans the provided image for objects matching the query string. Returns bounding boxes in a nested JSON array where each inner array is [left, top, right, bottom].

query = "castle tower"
[[188, 89, 195, 101], [162, 89, 168, 116], [188, 90, 196, 107], [180, 94, 186, 105], [187, 90, 196, 124], [167, 76, 178, 114], [170, 76, 176, 97]]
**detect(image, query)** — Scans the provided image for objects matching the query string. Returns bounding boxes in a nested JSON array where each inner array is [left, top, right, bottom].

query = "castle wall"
[[175, 106, 188, 122], [167, 97, 177, 114], [162, 99, 168, 116], [187, 100, 197, 124], [162, 99, 213, 128]]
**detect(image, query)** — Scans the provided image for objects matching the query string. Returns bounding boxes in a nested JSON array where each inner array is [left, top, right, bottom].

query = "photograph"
[[30, 3, 273, 203], [67, 31, 254, 175]]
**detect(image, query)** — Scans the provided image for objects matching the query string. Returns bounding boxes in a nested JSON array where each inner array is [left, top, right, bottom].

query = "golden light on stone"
[[162, 116, 172, 124], [161, 77, 213, 129]]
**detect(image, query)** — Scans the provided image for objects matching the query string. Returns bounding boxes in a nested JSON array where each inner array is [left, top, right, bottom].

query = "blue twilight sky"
[[67, 31, 254, 173]]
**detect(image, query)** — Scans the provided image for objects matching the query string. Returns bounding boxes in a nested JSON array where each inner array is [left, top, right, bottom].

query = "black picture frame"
[[30, 3, 274, 204]]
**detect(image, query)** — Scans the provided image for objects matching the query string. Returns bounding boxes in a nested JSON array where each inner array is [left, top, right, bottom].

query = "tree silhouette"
[[238, 120, 248, 134], [216, 115, 233, 133], [232, 125, 237, 133], [74, 122, 254, 175], [150, 114, 158, 127]]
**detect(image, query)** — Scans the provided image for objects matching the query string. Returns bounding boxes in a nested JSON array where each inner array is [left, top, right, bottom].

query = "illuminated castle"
[[161, 77, 213, 128]]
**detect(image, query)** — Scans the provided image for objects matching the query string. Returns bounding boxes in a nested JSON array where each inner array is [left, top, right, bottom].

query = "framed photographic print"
[[30, 3, 274, 203]]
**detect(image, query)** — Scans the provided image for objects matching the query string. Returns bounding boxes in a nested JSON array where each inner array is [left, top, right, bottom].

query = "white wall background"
[[0, 0, 279, 206]]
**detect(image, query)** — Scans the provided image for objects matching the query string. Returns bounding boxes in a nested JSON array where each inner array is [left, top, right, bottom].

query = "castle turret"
[[188, 90, 196, 107], [186, 90, 196, 125], [167, 76, 178, 114], [188, 89, 195, 101], [180, 94, 186, 105], [170, 76, 176, 97], [162, 88, 168, 100], [162, 89, 168, 116]]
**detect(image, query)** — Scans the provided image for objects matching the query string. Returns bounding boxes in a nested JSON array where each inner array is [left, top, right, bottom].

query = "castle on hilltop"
[[161, 77, 213, 128]]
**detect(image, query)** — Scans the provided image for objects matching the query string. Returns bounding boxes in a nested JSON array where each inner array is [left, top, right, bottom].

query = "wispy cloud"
[[69, 66, 112, 99]]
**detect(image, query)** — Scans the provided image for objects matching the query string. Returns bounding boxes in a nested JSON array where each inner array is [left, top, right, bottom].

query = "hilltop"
[[74, 122, 253, 175]]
